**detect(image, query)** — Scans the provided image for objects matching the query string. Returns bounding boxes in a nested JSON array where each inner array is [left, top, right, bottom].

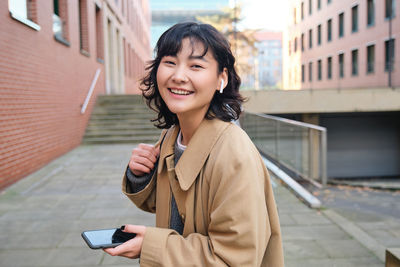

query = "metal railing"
[[240, 112, 327, 186], [81, 69, 101, 114]]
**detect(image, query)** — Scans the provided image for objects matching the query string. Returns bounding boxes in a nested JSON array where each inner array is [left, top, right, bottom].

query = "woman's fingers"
[[122, 224, 146, 235], [129, 144, 160, 175], [103, 225, 146, 259], [136, 144, 159, 162]]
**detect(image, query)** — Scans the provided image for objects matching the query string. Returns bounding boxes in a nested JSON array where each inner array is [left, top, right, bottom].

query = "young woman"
[[104, 22, 284, 266]]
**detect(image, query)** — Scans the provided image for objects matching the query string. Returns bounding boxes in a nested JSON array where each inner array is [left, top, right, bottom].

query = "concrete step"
[[88, 114, 155, 121], [96, 95, 146, 105], [86, 122, 157, 129], [82, 136, 159, 144], [84, 95, 160, 144], [91, 109, 155, 115], [84, 129, 162, 137], [86, 124, 159, 131]]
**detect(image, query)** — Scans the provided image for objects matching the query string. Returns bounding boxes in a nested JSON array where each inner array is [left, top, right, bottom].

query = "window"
[[294, 37, 298, 52], [309, 0, 312, 15], [309, 29, 313, 48], [301, 33, 305, 51], [352, 5, 358, 33], [289, 41, 292, 55], [338, 53, 344, 78], [352, 49, 358, 75], [53, 0, 69, 44], [327, 19, 332, 42], [294, 8, 297, 24], [318, 59, 322, 80], [302, 64, 305, 82], [301, 2, 305, 20], [385, 0, 396, 19], [327, 0, 331, 3], [367, 45, 375, 73], [339, 12, 344, 37], [367, 0, 375, 26], [95, 4, 104, 61], [385, 39, 395, 71], [327, 57, 332, 79], [8, 0, 40, 30], [317, 24, 322, 45], [318, 0, 321, 10], [79, 0, 89, 53], [309, 62, 313, 81]]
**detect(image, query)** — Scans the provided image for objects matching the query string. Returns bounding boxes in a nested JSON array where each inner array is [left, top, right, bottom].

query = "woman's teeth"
[[170, 88, 192, 95]]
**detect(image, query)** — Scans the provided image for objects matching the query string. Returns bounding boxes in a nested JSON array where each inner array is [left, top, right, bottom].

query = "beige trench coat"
[[122, 118, 284, 266]]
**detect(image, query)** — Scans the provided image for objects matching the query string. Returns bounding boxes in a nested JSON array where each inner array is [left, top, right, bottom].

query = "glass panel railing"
[[240, 112, 327, 185]]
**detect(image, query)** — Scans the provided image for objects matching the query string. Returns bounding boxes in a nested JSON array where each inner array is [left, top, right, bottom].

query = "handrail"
[[240, 112, 328, 186], [254, 113, 327, 132], [81, 69, 101, 114]]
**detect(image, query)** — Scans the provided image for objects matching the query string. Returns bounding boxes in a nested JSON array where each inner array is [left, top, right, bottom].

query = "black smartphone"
[[81, 228, 136, 249]]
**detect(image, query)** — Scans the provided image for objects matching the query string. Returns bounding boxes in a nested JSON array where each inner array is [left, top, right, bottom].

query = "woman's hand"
[[103, 225, 146, 259], [129, 144, 160, 176]]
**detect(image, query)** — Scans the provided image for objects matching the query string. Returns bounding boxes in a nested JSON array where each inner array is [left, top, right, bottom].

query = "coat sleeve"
[[121, 130, 168, 213], [139, 131, 283, 266], [122, 169, 157, 213]]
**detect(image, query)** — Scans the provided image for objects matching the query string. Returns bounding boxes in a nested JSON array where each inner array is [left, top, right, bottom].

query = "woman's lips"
[[168, 88, 194, 96]]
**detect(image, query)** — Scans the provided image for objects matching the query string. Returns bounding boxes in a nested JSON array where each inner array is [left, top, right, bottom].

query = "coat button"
[[180, 213, 185, 222]]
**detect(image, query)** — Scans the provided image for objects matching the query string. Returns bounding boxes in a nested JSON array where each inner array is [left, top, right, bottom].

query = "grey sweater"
[[126, 141, 185, 234]]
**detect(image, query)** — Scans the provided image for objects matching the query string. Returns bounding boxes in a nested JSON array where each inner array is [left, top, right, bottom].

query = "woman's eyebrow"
[[189, 55, 209, 62]]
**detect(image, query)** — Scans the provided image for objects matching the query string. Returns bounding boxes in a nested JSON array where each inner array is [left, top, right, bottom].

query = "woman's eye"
[[192, 64, 203, 69]]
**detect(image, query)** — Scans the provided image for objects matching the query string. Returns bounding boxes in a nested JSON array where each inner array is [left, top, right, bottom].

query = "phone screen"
[[81, 228, 136, 249]]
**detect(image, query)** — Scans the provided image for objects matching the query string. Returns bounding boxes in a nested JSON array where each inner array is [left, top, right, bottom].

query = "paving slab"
[[0, 144, 387, 266]]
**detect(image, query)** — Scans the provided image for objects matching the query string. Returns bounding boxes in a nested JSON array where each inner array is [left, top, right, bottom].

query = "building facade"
[[254, 31, 283, 89], [0, 0, 150, 190], [283, 0, 400, 89]]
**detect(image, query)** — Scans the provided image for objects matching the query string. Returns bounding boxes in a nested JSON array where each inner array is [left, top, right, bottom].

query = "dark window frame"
[[338, 53, 344, 78], [352, 5, 359, 33], [339, 12, 344, 38], [367, 44, 375, 73], [318, 59, 322, 80], [352, 49, 359, 76], [367, 0, 375, 26], [327, 56, 332, 79], [327, 19, 332, 42]]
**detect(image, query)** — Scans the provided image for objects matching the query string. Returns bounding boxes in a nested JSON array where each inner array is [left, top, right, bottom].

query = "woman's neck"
[[177, 113, 205, 146]]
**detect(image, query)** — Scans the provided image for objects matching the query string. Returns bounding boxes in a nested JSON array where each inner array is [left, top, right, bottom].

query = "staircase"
[[83, 95, 162, 144]]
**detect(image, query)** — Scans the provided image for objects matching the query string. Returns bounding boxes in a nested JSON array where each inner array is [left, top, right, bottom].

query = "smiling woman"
[[104, 22, 284, 266]]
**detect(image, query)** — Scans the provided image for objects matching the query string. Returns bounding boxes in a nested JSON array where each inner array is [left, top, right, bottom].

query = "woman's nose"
[[171, 67, 188, 83]]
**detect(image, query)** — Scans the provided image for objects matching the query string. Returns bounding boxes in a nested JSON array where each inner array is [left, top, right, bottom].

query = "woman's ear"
[[218, 68, 228, 93]]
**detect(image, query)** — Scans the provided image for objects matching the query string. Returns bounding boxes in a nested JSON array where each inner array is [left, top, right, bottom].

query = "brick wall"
[[0, 0, 106, 190]]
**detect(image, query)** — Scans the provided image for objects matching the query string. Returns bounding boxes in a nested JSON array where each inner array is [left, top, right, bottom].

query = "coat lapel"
[[175, 119, 230, 191]]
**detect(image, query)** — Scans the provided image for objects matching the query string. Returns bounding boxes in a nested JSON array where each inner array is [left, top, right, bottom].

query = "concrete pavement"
[[0, 144, 391, 266]]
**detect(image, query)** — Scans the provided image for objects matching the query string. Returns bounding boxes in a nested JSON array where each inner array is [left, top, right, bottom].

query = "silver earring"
[[219, 79, 224, 93]]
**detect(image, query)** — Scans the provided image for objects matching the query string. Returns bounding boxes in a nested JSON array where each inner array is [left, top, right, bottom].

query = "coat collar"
[[158, 119, 231, 191]]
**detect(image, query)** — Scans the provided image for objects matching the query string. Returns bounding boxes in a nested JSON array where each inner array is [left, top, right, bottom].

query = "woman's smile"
[[168, 87, 194, 96]]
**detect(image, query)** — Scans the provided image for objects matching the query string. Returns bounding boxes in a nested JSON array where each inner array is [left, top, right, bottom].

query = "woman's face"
[[156, 38, 227, 122]]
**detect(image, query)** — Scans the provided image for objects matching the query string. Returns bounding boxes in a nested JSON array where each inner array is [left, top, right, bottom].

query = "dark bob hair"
[[141, 22, 245, 129]]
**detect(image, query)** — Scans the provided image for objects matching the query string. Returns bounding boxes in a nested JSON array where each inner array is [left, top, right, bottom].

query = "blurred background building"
[[150, 0, 230, 48], [283, 0, 399, 89], [0, 0, 151, 190], [246, 31, 282, 89]]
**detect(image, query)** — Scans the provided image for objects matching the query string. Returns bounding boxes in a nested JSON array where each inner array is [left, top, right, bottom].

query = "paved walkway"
[[0, 144, 390, 266]]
